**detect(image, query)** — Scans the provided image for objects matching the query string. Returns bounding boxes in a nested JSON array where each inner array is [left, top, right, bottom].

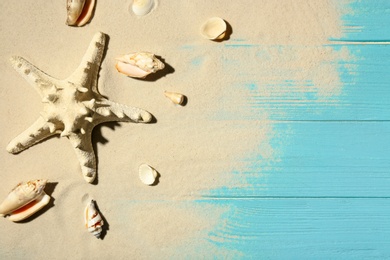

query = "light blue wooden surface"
[[200, 1, 390, 258]]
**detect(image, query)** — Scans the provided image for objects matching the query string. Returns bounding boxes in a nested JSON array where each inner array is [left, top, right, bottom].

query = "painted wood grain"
[[204, 121, 390, 198], [214, 44, 390, 122], [200, 1, 390, 258], [203, 198, 390, 258], [337, 0, 390, 41]]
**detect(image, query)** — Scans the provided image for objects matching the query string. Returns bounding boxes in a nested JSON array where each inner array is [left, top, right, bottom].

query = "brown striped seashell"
[[85, 199, 104, 238]]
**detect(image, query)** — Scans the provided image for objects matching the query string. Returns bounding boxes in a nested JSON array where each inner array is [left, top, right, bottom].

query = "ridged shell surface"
[[85, 199, 104, 238]]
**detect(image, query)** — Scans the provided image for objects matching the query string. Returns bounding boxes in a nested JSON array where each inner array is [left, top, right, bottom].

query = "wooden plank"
[[212, 44, 390, 121], [338, 0, 390, 41], [202, 198, 390, 258], [204, 121, 390, 197]]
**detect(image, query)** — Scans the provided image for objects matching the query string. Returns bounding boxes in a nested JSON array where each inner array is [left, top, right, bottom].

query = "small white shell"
[[132, 0, 155, 16], [85, 199, 104, 238], [115, 52, 165, 79], [66, 0, 95, 26], [0, 179, 50, 222], [200, 17, 227, 40], [139, 164, 158, 185], [164, 91, 185, 105]]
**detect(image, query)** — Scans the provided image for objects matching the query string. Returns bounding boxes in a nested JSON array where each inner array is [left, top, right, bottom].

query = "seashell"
[[66, 0, 85, 25], [164, 91, 185, 105], [139, 164, 158, 185], [0, 179, 47, 216], [0, 179, 50, 222], [200, 17, 227, 40], [66, 0, 96, 27], [131, 0, 156, 16], [115, 52, 165, 79], [85, 199, 104, 238], [8, 193, 51, 222], [75, 0, 96, 26]]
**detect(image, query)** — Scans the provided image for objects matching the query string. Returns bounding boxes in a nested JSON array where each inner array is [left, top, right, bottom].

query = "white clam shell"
[[139, 164, 158, 185], [164, 91, 185, 105], [66, 0, 95, 26], [132, 0, 156, 16], [0, 179, 50, 222], [200, 17, 227, 40], [85, 199, 104, 238], [115, 52, 165, 79]]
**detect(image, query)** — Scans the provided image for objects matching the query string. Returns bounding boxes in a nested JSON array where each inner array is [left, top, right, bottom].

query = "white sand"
[[0, 0, 351, 258]]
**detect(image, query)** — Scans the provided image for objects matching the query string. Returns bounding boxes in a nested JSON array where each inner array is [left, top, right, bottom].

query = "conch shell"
[[85, 199, 104, 238], [115, 52, 165, 79], [0, 179, 50, 222], [66, 0, 96, 27]]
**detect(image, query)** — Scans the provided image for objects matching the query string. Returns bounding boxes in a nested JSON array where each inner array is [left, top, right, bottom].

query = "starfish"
[[6, 32, 153, 183]]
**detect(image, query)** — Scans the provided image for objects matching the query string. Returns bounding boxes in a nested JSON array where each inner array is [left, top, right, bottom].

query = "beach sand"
[[0, 1, 350, 258]]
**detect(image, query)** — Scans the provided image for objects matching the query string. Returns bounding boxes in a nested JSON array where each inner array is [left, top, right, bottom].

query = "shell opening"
[[66, 0, 95, 26], [8, 193, 51, 222]]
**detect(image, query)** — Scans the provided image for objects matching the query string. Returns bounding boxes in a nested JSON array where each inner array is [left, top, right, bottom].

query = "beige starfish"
[[6, 32, 153, 183]]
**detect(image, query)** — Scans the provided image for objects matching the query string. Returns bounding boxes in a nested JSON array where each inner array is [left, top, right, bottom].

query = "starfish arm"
[[68, 133, 97, 183], [66, 32, 106, 93], [95, 100, 153, 123], [10, 56, 61, 98], [7, 117, 58, 154]]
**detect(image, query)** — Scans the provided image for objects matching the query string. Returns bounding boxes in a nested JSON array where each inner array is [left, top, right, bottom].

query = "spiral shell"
[[85, 199, 104, 238]]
